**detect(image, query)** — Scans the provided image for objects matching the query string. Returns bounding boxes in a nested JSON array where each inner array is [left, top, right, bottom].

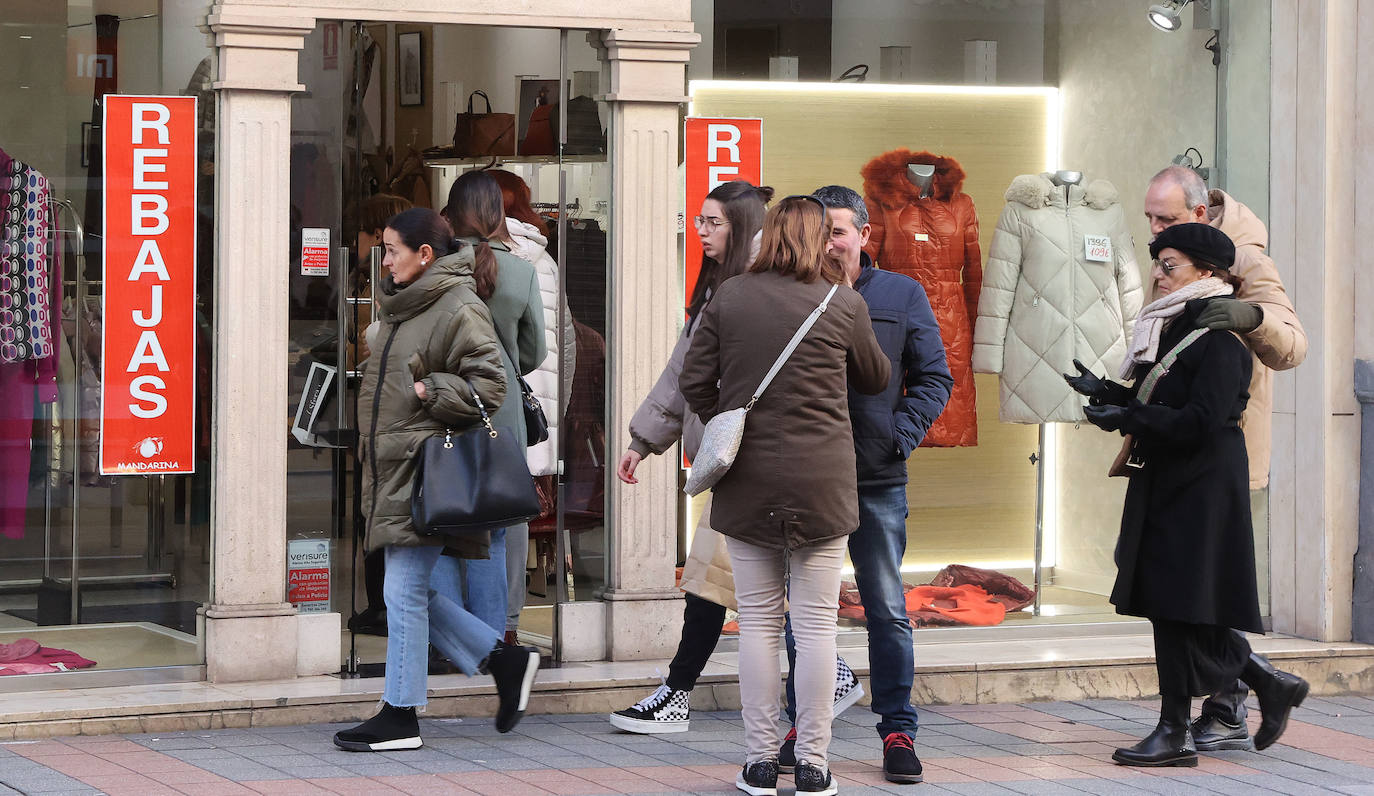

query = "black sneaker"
[[778, 726, 797, 773], [736, 759, 779, 796], [332, 703, 421, 752], [609, 682, 691, 734], [487, 644, 540, 733], [882, 732, 923, 783], [794, 761, 837, 796], [1190, 714, 1253, 751], [346, 607, 387, 637], [833, 656, 865, 717]]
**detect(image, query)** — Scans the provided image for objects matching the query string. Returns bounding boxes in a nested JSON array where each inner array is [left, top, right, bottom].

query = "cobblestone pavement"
[[3, 696, 1374, 795]]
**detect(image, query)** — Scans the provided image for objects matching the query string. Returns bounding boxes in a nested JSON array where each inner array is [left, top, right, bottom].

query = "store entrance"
[[286, 20, 612, 673]]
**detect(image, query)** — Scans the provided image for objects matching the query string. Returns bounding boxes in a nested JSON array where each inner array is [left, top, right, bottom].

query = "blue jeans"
[[383, 545, 502, 707], [432, 527, 508, 635], [786, 483, 918, 739]]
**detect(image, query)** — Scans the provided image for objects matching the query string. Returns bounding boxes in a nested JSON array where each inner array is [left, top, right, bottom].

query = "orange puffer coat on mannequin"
[[861, 149, 982, 447]]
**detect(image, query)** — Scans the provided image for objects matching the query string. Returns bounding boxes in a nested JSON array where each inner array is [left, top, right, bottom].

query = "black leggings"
[[666, 593, 727, 691]]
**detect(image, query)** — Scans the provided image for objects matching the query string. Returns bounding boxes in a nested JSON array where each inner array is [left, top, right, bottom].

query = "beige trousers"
[[727, 534, 847, 768]]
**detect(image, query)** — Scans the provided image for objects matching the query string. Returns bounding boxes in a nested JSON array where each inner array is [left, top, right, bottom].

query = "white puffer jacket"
[[505, 217, 576, 476], [972, 173, 1143, 423]]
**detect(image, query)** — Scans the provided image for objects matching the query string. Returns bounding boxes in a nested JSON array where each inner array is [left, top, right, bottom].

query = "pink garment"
[[0, 637, 39, 661], [0, 361, 35, 540], [0, 641, 96, 675]]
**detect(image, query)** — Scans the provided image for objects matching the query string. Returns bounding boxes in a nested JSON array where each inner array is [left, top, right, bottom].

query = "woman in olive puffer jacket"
[[333, 208, 541, 754]]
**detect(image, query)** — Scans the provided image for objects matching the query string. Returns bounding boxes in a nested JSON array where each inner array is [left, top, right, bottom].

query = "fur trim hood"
[[861, 149, 967, 205], [1003, 172, 1119, 211]]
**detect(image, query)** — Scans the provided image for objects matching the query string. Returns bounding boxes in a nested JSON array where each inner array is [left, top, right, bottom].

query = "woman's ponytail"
[[471, 239, 498, 300]]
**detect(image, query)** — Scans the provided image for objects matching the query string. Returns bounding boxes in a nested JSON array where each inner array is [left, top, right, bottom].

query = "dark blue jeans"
[[786, 482, 919, 739]]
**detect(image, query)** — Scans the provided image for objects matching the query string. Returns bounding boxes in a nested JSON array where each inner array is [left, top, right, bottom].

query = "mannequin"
[[862, 148, 981, 447], [906, 164, 935, 199], [972, 170, 1143, 424]]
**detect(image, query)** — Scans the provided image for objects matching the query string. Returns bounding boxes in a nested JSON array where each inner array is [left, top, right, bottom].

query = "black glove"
[[1063, 359, 1133, 406], [1083, 403, 1130, 433], [1192, 297, 1263, 333]]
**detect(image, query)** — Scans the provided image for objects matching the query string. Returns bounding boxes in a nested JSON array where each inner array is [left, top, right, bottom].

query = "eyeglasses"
[[781, 194, 827, 211], [693, 215, 729, 232], [1152, 258, 1193, 274]]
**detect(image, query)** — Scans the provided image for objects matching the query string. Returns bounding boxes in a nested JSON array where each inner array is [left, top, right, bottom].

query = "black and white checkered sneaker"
[[833, 655, 864, 717], [609, 681, 691, 734]]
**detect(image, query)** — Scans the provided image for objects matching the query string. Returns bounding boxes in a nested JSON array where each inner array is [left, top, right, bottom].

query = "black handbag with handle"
[[492, 323, 550, 446], [411, 382, 541, 537]]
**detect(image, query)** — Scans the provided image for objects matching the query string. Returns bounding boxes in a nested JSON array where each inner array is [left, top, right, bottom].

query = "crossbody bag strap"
[[1136, 327, 1208, 404], [746, 283, 840, 411]]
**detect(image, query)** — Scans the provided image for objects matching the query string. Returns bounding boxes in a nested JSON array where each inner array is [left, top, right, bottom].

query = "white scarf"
[[1119, 276, 1233, 378]]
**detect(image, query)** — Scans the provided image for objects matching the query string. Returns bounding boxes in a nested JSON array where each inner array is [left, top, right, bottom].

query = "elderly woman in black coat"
[[1065, 223, 1308, 768]]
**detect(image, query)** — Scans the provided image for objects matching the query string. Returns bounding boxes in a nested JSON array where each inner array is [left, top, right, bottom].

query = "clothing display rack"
[[0, 196, 173, 616]]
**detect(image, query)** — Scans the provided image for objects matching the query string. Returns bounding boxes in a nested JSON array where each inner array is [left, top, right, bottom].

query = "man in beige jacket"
[[1143, 165, 1308, 752]]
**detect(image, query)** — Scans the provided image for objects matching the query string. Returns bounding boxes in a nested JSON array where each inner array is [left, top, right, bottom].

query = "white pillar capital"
[[590, 29, 698, 104], [207, 7, 312, 92]]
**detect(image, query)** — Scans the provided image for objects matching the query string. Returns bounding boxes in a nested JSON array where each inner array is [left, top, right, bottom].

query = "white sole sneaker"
[[515, 649, 539, 711], [333, 734, 422, 752], [735, 772, 779, 796], [834, 680, 865, 717], [608, 711, 690, 734]]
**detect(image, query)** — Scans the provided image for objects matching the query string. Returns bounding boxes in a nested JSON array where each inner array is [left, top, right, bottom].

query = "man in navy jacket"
[[783, 185, 952, 784]]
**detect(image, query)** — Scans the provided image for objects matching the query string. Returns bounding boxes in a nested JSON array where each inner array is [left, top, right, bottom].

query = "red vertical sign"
[[101, 95, 197, 475], [683, 117, 762, 310]]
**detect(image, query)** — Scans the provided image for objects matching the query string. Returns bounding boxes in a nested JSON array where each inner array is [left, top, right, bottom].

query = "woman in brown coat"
[[681, 195, 889, 796]]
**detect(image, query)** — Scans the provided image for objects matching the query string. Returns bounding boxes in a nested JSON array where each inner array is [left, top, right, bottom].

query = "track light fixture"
[[1148, 0, 1189, 31]]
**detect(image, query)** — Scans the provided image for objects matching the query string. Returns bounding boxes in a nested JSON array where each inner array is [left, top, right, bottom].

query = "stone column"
[[1266, 0, 1361, 642], [203, 8, 314, 682], [592, 29, 699, 660]]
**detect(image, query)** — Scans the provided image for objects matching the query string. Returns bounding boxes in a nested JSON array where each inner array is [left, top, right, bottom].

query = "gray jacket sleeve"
[[627, 325, 693, 457]]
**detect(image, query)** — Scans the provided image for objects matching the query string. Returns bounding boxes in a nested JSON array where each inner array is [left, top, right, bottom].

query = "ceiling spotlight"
[[1148, 0, 1189, 31]]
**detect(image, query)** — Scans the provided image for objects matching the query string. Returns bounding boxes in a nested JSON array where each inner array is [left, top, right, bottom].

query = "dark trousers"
[[1151, 619, 1251, 699], [666, 592, 728, 691]]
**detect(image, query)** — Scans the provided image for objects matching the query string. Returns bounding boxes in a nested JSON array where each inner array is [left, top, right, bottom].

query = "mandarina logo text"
[[109, 460, 185, 473]]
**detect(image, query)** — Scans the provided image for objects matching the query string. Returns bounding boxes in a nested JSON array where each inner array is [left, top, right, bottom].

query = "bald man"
[[1143, 166, 1308, 752]]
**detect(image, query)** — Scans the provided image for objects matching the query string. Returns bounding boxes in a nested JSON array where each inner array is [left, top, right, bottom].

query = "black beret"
[[1149, 222, 1235, 270]]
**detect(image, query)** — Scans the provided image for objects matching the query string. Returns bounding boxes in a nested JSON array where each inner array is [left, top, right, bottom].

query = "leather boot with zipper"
[[1112, 693, 1198, 767], [1241, 653, 1309, 750]]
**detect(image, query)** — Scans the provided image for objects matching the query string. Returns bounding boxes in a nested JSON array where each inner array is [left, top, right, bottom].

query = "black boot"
[[1242, 653, 1309, 750], [333, 702, 421, 751], [1112, 694, 1197, 767]]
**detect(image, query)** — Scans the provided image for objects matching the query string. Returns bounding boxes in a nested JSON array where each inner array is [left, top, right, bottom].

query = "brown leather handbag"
[[452, 91, 515, 157]]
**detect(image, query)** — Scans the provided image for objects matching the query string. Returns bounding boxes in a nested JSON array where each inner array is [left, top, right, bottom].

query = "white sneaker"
[[833, 655, 864, 717], [609, 682, 691, 733]]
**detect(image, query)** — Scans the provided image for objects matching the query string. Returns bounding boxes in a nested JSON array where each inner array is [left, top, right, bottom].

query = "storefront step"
[[0, 634, 1370, 740]]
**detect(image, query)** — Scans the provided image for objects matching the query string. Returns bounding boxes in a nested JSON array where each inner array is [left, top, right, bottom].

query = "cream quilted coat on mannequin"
[[973, 173, 1144, 423]]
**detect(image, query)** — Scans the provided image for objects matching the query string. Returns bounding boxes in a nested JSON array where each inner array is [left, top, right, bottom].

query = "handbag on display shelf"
[[451, 91, 515, 157], [1106, 327, 1209, 478], [684, 284, 840, 497], [411, 381, 541, 536]]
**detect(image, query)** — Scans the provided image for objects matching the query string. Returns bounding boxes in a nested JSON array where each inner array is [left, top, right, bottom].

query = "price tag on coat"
[[1085, 234, 1112, 262], [912, 232, 930, 242]]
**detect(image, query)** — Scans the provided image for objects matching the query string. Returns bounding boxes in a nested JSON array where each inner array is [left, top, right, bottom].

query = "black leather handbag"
[[411, 383, 541, 537], [493, 325, 550, 446]]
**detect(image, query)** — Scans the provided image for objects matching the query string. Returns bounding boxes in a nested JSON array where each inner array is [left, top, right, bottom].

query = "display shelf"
[[422, 153, 606, 168]]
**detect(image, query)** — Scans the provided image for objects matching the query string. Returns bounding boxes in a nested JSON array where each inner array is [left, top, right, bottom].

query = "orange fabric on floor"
[[905, 584, 1007, 626]]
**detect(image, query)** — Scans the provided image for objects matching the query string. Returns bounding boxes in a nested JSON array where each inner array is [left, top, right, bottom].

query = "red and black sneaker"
[[777, 726, 798, 773], [882, 732, 923, 784]]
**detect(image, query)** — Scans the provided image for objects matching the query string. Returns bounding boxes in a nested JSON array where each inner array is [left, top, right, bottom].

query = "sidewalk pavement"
[[3, 696, 1374, 795]]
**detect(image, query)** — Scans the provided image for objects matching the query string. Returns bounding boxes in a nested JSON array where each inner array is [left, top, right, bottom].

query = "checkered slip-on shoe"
[[834, 655, 864, 717], [609, 682, 691, 734]]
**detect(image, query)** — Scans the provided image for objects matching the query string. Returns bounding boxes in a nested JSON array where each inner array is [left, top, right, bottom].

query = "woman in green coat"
[[437, 171, 546, 639], [333, 208, 541, 753]]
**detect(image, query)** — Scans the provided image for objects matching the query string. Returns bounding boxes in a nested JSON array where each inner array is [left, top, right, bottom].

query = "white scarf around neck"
[[1119, 276, 1233, 378]]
